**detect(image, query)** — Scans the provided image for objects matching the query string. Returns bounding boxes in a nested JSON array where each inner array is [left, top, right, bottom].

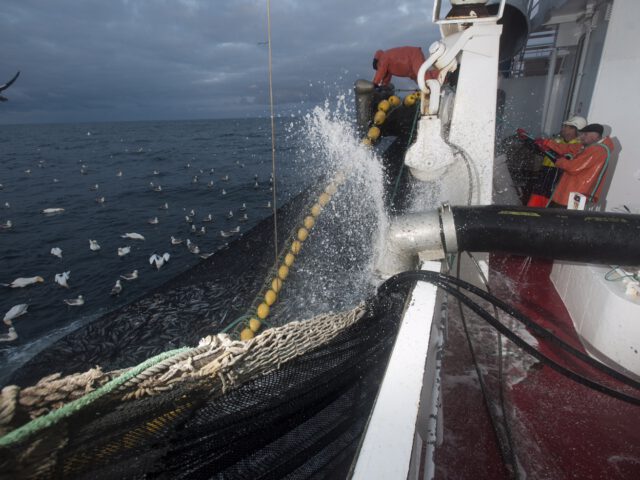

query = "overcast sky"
[[0, 0, 439, 125]]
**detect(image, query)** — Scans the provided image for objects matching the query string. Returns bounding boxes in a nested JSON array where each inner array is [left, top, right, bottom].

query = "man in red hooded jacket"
[[536, 123, 613, 208], [373, 47, 439, 86]]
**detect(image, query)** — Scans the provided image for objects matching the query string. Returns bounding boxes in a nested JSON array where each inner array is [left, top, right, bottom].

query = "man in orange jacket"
[[373, 47, 439, 86], [536, 123, 613, 208]]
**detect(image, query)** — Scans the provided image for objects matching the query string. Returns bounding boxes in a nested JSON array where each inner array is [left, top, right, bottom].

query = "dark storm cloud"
[[0, 0, 437, 124]]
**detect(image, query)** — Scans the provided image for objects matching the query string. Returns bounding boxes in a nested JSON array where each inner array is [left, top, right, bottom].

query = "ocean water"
[[0, 118, 307, 354], [0, 107, 390, 381]]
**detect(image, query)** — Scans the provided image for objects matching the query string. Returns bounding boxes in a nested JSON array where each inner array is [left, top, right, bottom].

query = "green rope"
[[390, 100, 421, 209], [0, 346, 191, 448]]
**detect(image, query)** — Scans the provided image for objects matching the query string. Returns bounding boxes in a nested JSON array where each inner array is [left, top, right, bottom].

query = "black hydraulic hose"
[[450, 206, 640, 265], [427, 271, 640, 391], [377, 271, 640, 406]]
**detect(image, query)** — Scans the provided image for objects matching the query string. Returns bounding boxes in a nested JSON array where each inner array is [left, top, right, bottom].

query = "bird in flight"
[[0, 71, 20, 102]]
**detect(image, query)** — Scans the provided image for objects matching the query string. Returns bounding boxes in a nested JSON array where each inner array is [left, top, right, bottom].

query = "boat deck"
[[435, 255, 640, 479]]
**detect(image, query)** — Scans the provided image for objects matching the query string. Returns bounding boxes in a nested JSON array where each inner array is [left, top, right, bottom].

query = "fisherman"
[[536, 123, 613, 208], [372, 47, 439, 87], [517, 116, 586, 206]]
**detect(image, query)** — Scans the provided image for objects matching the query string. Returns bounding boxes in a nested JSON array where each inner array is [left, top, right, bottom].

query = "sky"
[[0, 0, 439, 125]]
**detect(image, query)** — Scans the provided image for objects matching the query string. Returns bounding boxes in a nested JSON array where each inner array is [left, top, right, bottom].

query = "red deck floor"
[[435, 255, 640, 479]]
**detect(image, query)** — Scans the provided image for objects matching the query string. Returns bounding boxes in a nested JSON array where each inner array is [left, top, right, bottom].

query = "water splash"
[[274, 100, 389, 322]]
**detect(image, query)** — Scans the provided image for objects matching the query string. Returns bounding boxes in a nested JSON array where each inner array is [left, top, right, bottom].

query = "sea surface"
[[0, 118, 309, 360]]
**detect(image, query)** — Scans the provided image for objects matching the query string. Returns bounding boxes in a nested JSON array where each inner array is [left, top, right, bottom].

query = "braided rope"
[[0, 347, 190, 447], [0, 305, 365, 447]]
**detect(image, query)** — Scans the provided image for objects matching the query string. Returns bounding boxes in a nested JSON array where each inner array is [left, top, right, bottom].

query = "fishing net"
[[1, 165, 412, 478], [0, 287, 408, 478]]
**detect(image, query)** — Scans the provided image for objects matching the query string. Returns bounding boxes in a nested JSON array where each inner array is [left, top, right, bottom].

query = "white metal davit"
[[353, 1, 508, 478]]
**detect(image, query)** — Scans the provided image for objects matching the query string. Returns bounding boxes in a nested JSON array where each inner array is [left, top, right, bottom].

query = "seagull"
[[207, 180, 214, 188], [239, 203, 247, 212], [265, 201, 272, 208], [118, 246, 131, 257], [64, 295, 84, 307], [54, 271, 71, 288], [159, 202, 169, 210], [42, 208, 64, 215], [197, 226, 206, 236], [199, 252, 213, 259], [52, 178, 59, 183], [187, 241, 200, 254], [153, 170, 160, 175], [153, 185, 162, 192], [185, 162, 191, 169], [202, 213, 213, 223], [121, 232, 145, 241], [221, 175, 229, 182], [227, 210, 233, 219], [0, 327, 17, 342], [254, 180, 259, 189], [239, 213, 248, 223], [89, 184, 99, 191], [220, 230, 235, 238], [0, 220, 12, 230], [2, 276, 44, 288], [185, 215, 193, 224], [96, 196, 106, 204], [3, 202, 10, 208], [148, 217, 159, 225], [192, 175, 199, 184], [50, 247, 63, 258], [209, 168, 215, 174], [149, 252, 170, 270], [89, 239, 101, 251], [171, 236, 183, 245], [3, 304, 28, 325], [230, 226, 240, 233], [190, 224, 197, 233], [110, 279, 123, 296], [24, 169, 31, 175], [189, 209, 196, 217], [221, 188, 227, 196], [0, 71, 20, 102], [120, 269, 138, 281], [116, 170, 123, 177]]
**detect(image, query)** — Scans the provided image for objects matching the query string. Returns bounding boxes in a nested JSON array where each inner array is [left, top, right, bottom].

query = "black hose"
[[426, 271, 640, 390], [454, 256, 518, 479], [451, 206, 640, 265], [377, 271, 640, 406]]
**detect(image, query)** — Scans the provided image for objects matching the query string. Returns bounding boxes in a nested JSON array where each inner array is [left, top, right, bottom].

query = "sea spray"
[[273, 101, 389, 323]]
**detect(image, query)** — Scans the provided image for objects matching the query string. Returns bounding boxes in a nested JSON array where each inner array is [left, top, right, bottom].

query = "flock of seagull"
[[1, 156, 276, 342]]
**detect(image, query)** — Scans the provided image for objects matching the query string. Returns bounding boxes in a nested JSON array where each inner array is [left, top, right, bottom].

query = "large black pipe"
[[451, 206, 640, 265]]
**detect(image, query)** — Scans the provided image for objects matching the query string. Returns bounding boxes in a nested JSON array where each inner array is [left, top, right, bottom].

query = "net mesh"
[[0, 176, 412, 478], [0, 288, 408, 479]]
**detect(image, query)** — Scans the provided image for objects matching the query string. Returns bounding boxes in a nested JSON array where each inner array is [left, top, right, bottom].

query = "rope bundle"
[[0, 305, 366, 446]]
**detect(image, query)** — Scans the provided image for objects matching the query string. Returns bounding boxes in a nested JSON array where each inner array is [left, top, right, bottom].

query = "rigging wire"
[[266, 0, 278, 267]]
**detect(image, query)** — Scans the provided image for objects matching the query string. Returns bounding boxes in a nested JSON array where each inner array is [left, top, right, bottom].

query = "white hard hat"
[[563, 115, 587, 130]]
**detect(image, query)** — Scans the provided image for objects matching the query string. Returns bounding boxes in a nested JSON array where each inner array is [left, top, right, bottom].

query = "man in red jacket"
[[536, 123, 613, 208], [373, 47, 439, 86]]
